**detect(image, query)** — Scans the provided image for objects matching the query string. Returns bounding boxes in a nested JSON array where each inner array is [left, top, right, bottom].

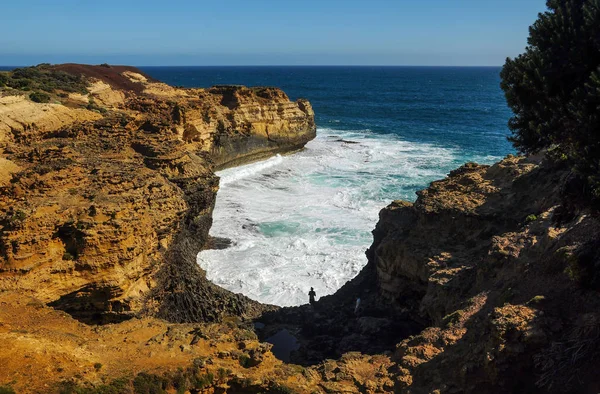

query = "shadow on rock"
[[255, 261, 424, 366]]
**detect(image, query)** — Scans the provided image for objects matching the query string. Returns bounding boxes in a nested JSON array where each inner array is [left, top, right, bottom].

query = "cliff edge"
[[261, 153, 600, 393], [2, 64, 599, 394], [0, 64, 315, 324]]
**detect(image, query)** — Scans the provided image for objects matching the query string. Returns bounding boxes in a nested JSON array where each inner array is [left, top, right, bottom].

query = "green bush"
[[270, 383, 297, 394], [0, 385, 16, 394], [501, 0, 600, 199], [192, 372, 214, 390], [4, 65, 88, 94], [30, 91, 51, 103], [239, 353, 252, 368], [217, 368, 231, 381], [132, 373, 166, 394], [58, 379, 129, 394], [62, 252, 75, 261], [87, 98, 107, 114], [525, 214, 538, 223]]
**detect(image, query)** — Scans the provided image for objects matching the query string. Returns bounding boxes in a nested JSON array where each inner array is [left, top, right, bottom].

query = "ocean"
[[147, 66, 514, 306]]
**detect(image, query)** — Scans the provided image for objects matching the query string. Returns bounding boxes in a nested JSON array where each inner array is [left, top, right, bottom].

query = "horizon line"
[[0, 64, 504, 68]]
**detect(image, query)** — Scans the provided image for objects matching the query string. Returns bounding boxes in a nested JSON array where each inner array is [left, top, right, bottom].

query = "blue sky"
[[0, 0, 547, 66]]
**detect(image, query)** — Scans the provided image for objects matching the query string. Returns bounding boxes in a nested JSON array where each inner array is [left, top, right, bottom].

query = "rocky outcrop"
[[259, 154, 600, 393], [205, 86, 315, 169], [366, 155, 600, 393], [0, 64, 315, 324], [3, 63, 599, 393]]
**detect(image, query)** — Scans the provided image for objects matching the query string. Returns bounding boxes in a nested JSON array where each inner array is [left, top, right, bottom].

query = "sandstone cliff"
[[2, 64, 599, 394], [257, 154, 600, 393], [0, 64, 315, 324]]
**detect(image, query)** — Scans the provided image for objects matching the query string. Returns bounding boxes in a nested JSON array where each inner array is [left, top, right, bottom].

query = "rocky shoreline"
[[0, 64, 315, 326], [1, 64, 599, 393]]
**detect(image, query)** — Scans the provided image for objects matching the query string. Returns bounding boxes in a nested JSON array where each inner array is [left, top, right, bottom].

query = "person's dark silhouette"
[[308, 287, 316, 305]]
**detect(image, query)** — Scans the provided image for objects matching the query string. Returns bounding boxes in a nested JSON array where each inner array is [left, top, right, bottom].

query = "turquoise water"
[[143, 67, 514, 306]]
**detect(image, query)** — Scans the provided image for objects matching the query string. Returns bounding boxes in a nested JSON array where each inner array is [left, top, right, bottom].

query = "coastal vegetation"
[[501, 0, 600, 200], [0, 64, 88, 94]]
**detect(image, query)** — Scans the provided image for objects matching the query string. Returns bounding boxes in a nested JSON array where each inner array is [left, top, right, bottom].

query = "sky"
[[0, 0, 547, 66]]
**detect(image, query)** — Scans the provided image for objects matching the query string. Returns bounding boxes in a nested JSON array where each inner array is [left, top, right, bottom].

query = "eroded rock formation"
[[1, 64, 599, 393], [0, 64, 315, 324], [267, 154, 600, 393]]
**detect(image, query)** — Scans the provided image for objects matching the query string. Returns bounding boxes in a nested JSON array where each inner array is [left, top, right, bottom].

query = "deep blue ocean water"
[[141, 66, 513, 159]]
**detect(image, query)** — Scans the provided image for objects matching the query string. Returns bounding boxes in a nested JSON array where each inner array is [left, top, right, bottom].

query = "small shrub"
[[29, 91, 51, 103], [239, 354, 251, 368], [235, 329, 258, 341], [0, 385, 16, 394], [527, 295, 546, 305], [62, 252, 75, 261], [93, 362, 103, 371], [133, 373, 166, 394], [11, 78, 33, 90], [56, 378, 129, 394], [217, 368, 231, 381], [443, 309, 465, 328], [5, 66, 88, 94], [270, 383, 296, 394], [193, 372, 213, 390], [87, 98, 107, 114], [6, 209, 27, 228], [12, 210, 27, 222], [526, 214, 538, 223]]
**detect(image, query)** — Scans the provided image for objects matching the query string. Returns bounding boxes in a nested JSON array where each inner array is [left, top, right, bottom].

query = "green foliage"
[[217, 368, 231, 381], [63, 252, 75, 261], [3, 65, 88, 94], [269, 383, 297, 394], [527, 295, 546, 305], [5, 209, 27, 229], [442, 309, 465, 328], [500, 0, 600, 199], [87, 98, 107, 114], [0, 72, 8, 87], [526, 214, 538, 223], [12, 210, 26, 222], [55, 369, 216, 394], [29, 91, 51, 103], [57, 379, 129, 394], [132, 373, 167, 394], [192, 372, 214, 390], [0, 385, 16, 394], [239, 353, 252, 368]]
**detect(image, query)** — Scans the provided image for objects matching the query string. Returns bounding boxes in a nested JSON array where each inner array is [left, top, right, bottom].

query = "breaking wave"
[[197, 128, 503, 306]]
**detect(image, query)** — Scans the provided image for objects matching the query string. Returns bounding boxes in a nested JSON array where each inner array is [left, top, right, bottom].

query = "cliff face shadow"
[[254, 261, 425, 366], [48, 284, 134, 325]]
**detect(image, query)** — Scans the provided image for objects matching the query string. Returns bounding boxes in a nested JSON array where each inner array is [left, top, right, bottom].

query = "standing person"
[[308, 287, 316, 305]]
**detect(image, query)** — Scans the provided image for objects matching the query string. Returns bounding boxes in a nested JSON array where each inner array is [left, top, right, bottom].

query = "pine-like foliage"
[[501, 0, 600, 197]]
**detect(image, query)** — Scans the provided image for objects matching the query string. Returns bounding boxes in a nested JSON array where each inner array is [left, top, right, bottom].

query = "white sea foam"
[[197, 128, 502, 306], [219, 154, 284, 186]]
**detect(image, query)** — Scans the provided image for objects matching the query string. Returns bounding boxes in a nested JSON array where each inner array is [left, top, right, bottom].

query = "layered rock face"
[[0, 65, 315, 323], [258, 154, 599, 392], [367, 155, 600, 393]]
